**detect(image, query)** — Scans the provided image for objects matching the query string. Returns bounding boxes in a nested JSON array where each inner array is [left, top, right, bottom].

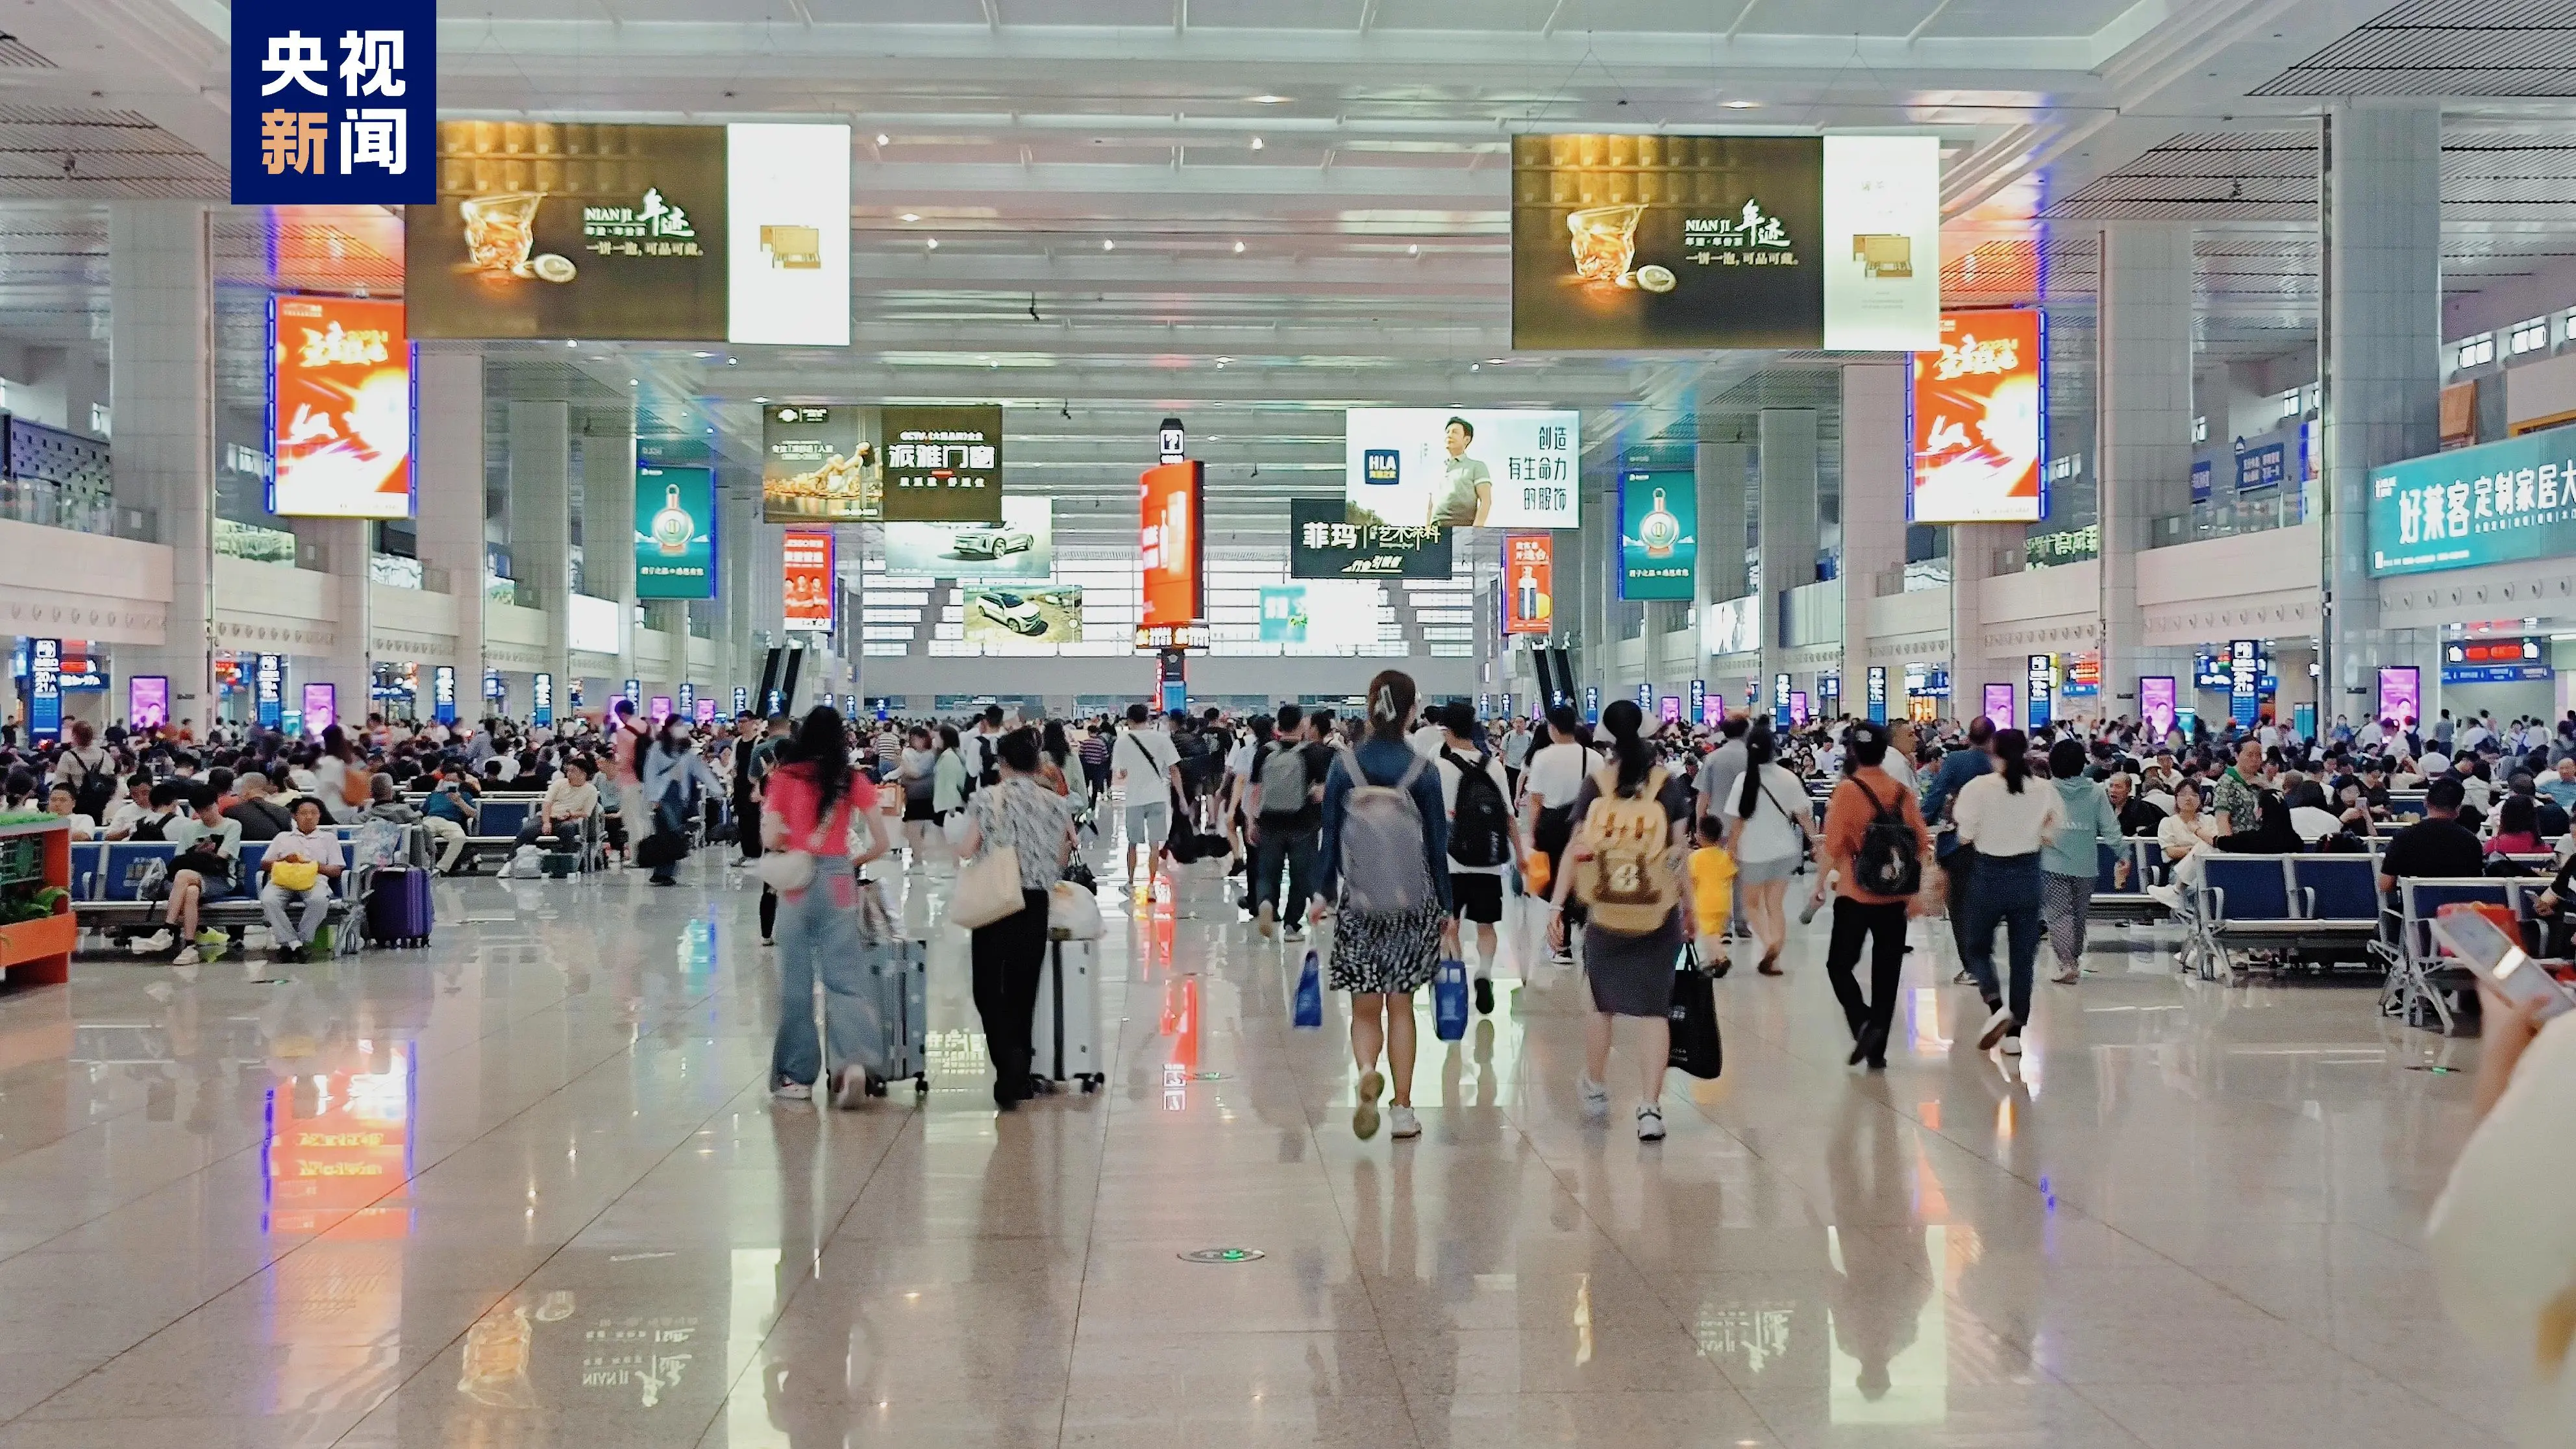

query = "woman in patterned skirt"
[[1314, 670, 1454, 1142]]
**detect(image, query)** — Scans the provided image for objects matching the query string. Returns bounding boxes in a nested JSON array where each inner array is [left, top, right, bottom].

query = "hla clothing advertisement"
[[1344, 408, 1581, 530]]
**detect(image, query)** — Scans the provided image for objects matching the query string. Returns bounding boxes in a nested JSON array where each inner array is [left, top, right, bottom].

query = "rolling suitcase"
[[364, 866, 434, 947], [1033, 930, 1104, 1093], [860, 937, 929, 1094]]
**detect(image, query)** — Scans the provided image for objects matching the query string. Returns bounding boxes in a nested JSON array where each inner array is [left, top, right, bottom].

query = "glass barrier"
[[2152, 489, 2307, 548], [0, 477, 157, 542]]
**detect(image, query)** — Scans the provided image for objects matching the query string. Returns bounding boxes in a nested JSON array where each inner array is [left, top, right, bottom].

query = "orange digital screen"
[[1141, 460, 1203, 630], [782, 528, 835, 632], [1911, 308, 2045, 524], [270, 294, 414, 519], [1502, 534, 1554, 636]]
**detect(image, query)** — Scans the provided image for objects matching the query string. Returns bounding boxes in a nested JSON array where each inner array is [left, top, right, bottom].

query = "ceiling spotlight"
[[692, 351, 713, 358], [1102, 238, 1115, 251], [1487, 358, 1506, 365], [1249, 136, 1265, 151], [1249, 93, 1291, 104], [1722, 99, 1760, 109], [899, 212, 921, 223], [875, 133, 890, 146], [1232, 240, 1245, 253], [628, 378, 639, 386], [753, 397, 770, 404], [925, 236, 939, 249], [1408, 243, 1420, 256], [564, 338, 577, 349], [726, 358, 737, 364], [1470, 362, 1481, 371]]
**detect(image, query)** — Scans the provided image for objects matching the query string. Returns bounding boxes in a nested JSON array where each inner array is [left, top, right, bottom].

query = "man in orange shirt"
[[1818, 721, 1935, 1070]]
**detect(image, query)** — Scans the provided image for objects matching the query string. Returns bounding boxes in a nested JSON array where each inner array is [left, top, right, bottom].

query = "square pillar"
[[1839, 365, 1908, 703], [508, 401, 573, 699], [108, 202, 213, 717], [1757, 408, 1818, 713], [2097, 221, 2201, 720], [416, 350, 485, 717]]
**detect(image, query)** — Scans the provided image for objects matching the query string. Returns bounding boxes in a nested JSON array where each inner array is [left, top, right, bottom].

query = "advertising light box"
[[1287, 499, 1454, 579], [635, 463, 717, 599], [881, 405, 1003, 524], [882, 495, 1053, 582], [963, 586, 1083, 647], [1141, 460, 1204, 630], [1510, 132, 1938, 352], [762, 404, 878, 522], [1257, 582, 1383, 651], [568, 591, 623, 655], [782, 528, 836, 632], [1702, 595, 1763, 657], [1346, 409, 1579, 530], [269, 295, 415, 519], [1912, 308, 2046, 524], [1501, 534, 1555, 636], [2368, 422, 2576, 577], [1618, 467, 1696, 601], [724, 122, 852, 347]]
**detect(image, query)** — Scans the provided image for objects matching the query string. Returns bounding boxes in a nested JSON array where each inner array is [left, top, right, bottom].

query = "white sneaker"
[[130, 930, 172, 955], [2000, 1034, 2024, 1056], [1577, 1075, 1610, 1117], [773, 1082, 813, 1102], [1976, 1005, 2014, 1051], [1282, 924, 1306, 942], [172, 946, 201, 968], [1256, 902, 1276, 938], [1636, 1104, 1666, 1141], [2053, 967, 2081, 985], [1387, 1106, 1420, 1139]]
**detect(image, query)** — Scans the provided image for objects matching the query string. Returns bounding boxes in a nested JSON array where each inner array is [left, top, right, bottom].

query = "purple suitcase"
[[365, 866, 434, 947]]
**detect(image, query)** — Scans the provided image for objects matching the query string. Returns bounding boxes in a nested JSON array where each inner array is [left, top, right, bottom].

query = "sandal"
[[1757, 950, 1783, 976]]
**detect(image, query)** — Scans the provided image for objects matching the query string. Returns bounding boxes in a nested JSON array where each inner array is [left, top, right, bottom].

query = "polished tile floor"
[[0, 841, 2516, 1447]]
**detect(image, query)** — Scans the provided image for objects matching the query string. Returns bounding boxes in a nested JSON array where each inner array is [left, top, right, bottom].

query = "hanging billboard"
[[882, 495, 1054, 582], [2367, 422, 2576, 577], [1702, 594, 1763, 656], [1257, 581, 1384, 650], [963, 585, 1084, 646], [880, 404, 1003, 523], [1617, 467, 1696, 601], [1501, 534, 1554, 636], [1510, 132, 1939, 352], [782, 528, 836, 632], [634, 462, 716, 599], [406, 120, 849, 344], [1911, 308, 2047, 524], [1287, 499, 1452, 579], [761, 404, 878, 522], [268, 294, 415, 519], [1141, 460, 1204, 630], [1344, 408, 1580, 530]]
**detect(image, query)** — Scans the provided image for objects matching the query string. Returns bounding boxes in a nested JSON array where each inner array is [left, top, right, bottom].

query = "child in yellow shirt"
[[1689, 813, 1737, 974]]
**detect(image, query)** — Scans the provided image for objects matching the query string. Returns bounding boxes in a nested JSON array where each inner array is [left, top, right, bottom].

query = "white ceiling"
[[1, 0, 2573, 544]]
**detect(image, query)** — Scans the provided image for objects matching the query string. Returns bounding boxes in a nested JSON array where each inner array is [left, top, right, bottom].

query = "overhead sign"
[[1510, 132, 1938, 352], [1865, 665, 1888, 725], [532, 672, 554, 728], [2229, 639, 2261, 727], [2062, 651, 2101, 697], [2027, 654, 2054, 730], [129, 676, 169, 732], [963, 585, 1084, 647], [1618, 467, 1696, 601], [1287, 499, 1453, 579], [1141, 460, 1204, 631], [431, 663, 457, 724], [2442, 636, 2550, 684], [232, 2, 436, 207], [25, 638, 58, 742], [1911, 308, 2046, 524], [761, 405, 878, 522], [1257, 581, 1383, 651], [256, 654, 286, 730], [1502, 534, 1554, 636], [882, 495, 1054, 582], [783, 528, 836, 632], [2368, 422, 2576, 576], [635, 463, 717, 599], [268, 295, 414, 519], [880, 405, 1003, 523], [1345, 408, 1581, 530]]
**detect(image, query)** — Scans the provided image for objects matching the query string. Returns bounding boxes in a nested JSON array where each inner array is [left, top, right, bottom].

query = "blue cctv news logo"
[[230, 0, 436, 206]]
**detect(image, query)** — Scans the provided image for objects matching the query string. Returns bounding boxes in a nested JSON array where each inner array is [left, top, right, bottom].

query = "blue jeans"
[[769, 874, 873, 1087], [1959, 851, 2043, 1028], [1251, 822, 1317, 927]]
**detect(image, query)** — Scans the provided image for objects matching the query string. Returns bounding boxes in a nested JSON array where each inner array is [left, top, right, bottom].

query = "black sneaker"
[[1473, 976, 1494, 1016]]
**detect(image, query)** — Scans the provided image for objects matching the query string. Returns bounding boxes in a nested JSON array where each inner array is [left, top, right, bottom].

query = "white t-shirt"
[[1520, 741, 1596, 811], [1719, 762, 1809, 863], [1953, 772, 2067, 860], [1111, 726, 1179, 799], [1432, 741, 1514, 877]]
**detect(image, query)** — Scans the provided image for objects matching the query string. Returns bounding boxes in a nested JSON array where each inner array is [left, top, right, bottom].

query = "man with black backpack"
[[1246, 703, 1332, 941], [1432, 700, 1515, 1013], [1816, 721, 1934, 1070]]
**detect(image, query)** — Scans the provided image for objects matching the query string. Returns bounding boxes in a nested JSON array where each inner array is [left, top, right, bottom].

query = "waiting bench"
[[69, 825, 397, 958]]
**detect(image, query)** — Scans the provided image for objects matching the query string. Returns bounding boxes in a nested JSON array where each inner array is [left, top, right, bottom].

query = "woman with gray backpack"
[[1313, 670, 1454, 1142]]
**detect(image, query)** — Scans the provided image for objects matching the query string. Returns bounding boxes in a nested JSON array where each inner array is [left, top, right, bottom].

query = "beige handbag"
[[949, 843, 1025, 930]]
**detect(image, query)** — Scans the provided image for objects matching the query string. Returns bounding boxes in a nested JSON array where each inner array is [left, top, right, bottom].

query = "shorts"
[[902, 793, 935, 823], [1124, 800, 1169, 847], [1450, 871, 1504, 924], [1735, 852, 1798, 887]]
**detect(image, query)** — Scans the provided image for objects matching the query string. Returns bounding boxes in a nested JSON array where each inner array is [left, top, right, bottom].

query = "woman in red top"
[[762, 706, 889, 1106], [1816, 721, 1935, 1071]]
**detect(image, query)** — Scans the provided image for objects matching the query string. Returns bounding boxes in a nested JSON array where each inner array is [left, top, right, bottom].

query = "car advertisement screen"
[[634, 463, 717, 599], [963, 585, 1083, 647], [882, 495, 1053, 581], [1141, 460, 1203, 630], [1345, 408, 1580, 530], [1510, 132, 1938, 352], [880, 404, 1003, 523], [1257, 581, 1383, 650], [1617, 467, 1696, 600], [2367, 421, 2576, 577], [1911, 308, 2046, 523], [1502, 534, 1554, 636], [761, 404, 878, 522], [268, 294, 414, 518], [1287, 498, 1454, 579], [782, 528, 835, 632]]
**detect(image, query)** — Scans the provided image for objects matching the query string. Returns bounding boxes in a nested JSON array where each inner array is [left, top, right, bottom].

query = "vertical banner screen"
[[2377, 665, 2422, 729], [303, 683, 338, 736], [1982, 683, 2015, 730], [1618, 467, 1698, 600], [649, 695, 673, 725], [1501, 534, 1555, 635], [533, 672, 554, 727], [1911, 308, 2046, 523], [256, 654, 286, 729], [1140, 460, 1204, 630], [1773, 671, 1792, 730], [636, 464, 717, 599], [2140, 677, 2177, 741], [2026, 654, 2054, 729], [782, 528, 836, 632], [2228, 639, 2261, 727], [27, 638, 59, 741], [129, 675, 169, 732], [432, 664, 457, 724], [269, 294, 415, 518], [1688, 678, 1707, 724], [1866, 665, 1888, 725]]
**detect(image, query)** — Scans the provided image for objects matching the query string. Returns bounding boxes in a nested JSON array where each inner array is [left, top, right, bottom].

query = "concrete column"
[[2321, 103, 2442, 713], [294, 516, 370, 727], [1838, 365, 1908, 703], [107, 202, 213, 717], [579, 408, 636, 699], [508, 401, 573, 701], [1757, 408, 1818, 714], [1948, 523, 2026, 724], [715, 477, 758, 710], [416, 351, 485, 719], [1696, 442, 1750, 604], [2097, 221, 2201, 722]]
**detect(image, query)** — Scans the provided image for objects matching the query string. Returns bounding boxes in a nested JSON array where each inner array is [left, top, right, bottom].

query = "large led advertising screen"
[[1141, 460, 1204, 630], [1510, 132, 1938, 352], [1345, 408, 1580, 530], [1501, 534, 1555, 636], [963, 585, 1083, 646], [1617, 467, 1696, 601], [762, 404, 878, 522], [634, 463, 716, 599], [882, 495, 1054, 582], [1911, 308, 2046, 523], [1287, 499, 1453, 579], [880, 405, 1004, 524], [1258, 582, 1383, 650], [268, 295, 414, 519], [2368, 422, 2576, 577], [782, 528, 835, 632]]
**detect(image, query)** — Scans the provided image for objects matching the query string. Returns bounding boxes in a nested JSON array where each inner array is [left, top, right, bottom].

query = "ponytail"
[[1600, 699, 1651, 796], [1994, 728, 2031, 795], [1737, 728, 1776, 819]]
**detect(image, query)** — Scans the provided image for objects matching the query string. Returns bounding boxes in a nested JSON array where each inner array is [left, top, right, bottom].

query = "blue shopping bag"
[[1432, 957, 1469, 1042], [1292, 949, 1324, 1030]]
